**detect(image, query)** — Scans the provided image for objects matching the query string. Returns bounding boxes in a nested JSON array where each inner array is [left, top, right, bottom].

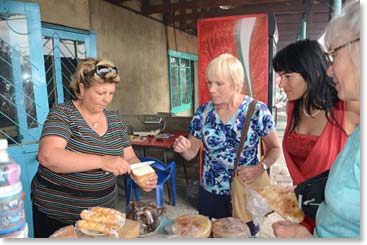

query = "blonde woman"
[[173, 53, 281, 236]]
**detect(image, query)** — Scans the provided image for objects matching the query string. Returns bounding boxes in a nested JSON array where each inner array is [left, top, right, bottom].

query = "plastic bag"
[[246, 187, 273, 226]]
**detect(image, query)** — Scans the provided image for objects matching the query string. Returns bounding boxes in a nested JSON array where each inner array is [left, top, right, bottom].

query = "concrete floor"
[[118, 106, 292, 238]]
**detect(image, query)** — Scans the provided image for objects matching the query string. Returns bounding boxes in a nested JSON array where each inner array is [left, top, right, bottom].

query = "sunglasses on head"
[[87, 65, 118, 79], [323, 38, 360, 64]]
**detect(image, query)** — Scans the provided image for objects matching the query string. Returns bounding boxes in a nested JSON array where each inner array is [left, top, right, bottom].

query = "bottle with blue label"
[[0, 139, 28, 238]]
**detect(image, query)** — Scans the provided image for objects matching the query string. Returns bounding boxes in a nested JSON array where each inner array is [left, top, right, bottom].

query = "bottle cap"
[[0, 139, 8, 150]]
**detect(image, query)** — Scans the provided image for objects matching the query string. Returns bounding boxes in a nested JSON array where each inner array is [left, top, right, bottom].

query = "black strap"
[[231, 100, 257, 181]]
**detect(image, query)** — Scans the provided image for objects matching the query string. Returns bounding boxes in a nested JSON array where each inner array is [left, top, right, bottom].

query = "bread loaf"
[[131, 165, 156, 188], [212, 217, 250, 238]]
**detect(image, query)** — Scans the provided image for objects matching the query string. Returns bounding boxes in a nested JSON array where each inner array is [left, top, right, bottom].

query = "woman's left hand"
[[237, 164, 264, 184], [272, 220, 312, 238], [141, 173, 158, 192]]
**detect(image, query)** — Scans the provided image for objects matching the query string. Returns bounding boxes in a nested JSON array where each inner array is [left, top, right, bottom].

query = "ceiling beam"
[[142, 0, 293, 15], [166, 1, 330, 24]]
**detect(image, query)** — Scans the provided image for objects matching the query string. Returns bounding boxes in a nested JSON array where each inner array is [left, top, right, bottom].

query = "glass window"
[[168, 51, 197, 114], [0, 14, 39, 143]]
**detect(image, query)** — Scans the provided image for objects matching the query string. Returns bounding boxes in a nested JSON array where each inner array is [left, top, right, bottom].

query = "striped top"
[[31, 100, 130, 223]]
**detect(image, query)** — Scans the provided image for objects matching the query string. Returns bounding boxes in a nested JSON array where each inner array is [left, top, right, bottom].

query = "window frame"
[[168, 50, 197, 114]]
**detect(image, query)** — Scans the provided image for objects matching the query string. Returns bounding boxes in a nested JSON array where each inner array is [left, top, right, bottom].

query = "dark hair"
[[272, 39, 344, 133]]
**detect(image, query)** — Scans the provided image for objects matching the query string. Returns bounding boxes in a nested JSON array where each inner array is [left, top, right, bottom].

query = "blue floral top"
[[189, 96, 275, 195]]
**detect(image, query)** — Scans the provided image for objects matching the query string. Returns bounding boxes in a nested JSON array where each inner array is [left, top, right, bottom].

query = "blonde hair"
[[69, 58, 120, 97], [206, 53, 244, 92]]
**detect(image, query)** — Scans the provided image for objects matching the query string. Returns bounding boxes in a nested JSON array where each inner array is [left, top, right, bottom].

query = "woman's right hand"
[[173, 135, 191, 153], [99, 155, 131, 176]]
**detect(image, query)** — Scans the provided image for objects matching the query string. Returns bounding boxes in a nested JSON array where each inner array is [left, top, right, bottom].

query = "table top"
[[131, 131, 187, 149]]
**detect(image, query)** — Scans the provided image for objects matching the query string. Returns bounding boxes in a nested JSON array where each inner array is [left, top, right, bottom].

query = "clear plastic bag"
[[246, 187, 273, 226]]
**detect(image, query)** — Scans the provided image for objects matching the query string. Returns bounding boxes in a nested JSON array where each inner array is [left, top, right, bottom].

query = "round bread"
[[173, 214, 211, 238], [212, 217, 250, 238], [50, 225, 77, 238]]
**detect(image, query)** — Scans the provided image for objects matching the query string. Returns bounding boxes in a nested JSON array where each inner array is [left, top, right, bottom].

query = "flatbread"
[[255, 185, 304, 223], [211, 217, 250, 238], [173, 214, 211, 238]]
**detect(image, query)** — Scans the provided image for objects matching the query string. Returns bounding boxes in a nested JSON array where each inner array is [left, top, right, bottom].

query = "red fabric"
[[283, 101, 347, 232], [197, 14, 268, 105]]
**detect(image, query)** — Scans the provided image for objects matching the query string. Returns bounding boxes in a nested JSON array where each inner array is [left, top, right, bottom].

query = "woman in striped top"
[[31, 58, 158, 238]]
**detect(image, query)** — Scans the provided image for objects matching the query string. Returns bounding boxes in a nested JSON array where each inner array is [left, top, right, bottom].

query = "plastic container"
[[0, 139, 21, 187], [0, 139, 27, 237]]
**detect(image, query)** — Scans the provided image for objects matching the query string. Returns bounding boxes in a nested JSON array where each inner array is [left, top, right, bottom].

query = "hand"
[[99, 155, 131, 176], [237, 164, 263, 184], [272, 220, 312, 238], [279, 185, 297, 193], [141, 173, 158, 192], [173, 135, 191, 154]]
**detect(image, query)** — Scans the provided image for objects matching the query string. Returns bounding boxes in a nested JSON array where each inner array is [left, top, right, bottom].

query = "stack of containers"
[[0, 139, 28, 238]]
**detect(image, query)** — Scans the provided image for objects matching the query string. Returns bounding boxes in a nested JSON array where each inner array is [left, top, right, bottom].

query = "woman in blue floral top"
[[173, 53, 281, 235]]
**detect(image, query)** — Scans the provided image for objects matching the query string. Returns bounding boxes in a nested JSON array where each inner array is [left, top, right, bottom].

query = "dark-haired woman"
[[272, 39, 359, 232]]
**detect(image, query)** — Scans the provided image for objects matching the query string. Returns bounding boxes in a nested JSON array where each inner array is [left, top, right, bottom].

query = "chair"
[[125, 157, 176, 209]]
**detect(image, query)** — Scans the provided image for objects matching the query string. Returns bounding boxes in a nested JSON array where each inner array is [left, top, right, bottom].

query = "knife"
[[105, 161, 155, 175], [130, 161, 155, 170]]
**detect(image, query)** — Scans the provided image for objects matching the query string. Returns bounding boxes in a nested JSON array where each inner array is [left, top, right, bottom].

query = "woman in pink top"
[[272, 39, 359, 232]]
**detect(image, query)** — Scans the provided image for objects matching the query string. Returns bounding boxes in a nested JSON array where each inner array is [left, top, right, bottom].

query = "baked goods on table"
[[255, 185, 304, 223], [49, 207, 141, 238], [172, 214, 211, 238], [80, 207, 126, 229], [75, 207, 126, 238], [211, 217, 250, 238], [49, 225, 77, 238], [126, 201, 165, 236]]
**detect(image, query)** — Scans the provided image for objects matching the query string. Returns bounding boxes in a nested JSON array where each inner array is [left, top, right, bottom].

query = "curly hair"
[[69, 58, 120, 97]]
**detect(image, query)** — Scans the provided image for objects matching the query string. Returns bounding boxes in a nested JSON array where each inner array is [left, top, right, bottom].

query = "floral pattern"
[[189, 96, 275, 195]]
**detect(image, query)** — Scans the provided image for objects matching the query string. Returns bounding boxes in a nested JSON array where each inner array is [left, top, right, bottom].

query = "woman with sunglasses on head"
[[31, 58, 158, 237], [272, 0, 360, 238], [272, 38, 359, 232]]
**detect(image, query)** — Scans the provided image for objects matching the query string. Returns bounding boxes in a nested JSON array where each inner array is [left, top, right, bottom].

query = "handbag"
[[230, 100, 271, 224], [295, 170, 329, 220]]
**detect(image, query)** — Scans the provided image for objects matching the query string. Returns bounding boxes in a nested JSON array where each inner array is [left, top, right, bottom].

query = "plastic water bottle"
[[0, 139, 28, 238]]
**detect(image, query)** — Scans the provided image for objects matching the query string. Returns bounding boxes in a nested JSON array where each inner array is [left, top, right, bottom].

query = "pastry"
[[80, 208, 125, 229], [75, 220, 118, 237]]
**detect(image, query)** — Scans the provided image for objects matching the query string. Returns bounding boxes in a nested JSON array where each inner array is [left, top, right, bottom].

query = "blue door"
[[1, 1, 96, 237], [0, 0, 49, 238]]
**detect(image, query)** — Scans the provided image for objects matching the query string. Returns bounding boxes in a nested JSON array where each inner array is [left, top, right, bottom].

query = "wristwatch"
[[259, 161, 269, 170]]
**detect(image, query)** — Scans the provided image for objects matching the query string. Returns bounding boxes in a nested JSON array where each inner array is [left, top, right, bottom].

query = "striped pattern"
[[31, 101, 130, 223]]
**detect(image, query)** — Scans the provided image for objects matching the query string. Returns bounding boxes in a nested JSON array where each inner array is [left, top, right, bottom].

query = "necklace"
[[75, 102, 103, 129], [87, 112, 103, 129], [303, 107, 321, 117]]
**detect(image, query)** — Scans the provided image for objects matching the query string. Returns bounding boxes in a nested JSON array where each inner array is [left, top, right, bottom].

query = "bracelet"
[[259, 161, 269, 170]]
